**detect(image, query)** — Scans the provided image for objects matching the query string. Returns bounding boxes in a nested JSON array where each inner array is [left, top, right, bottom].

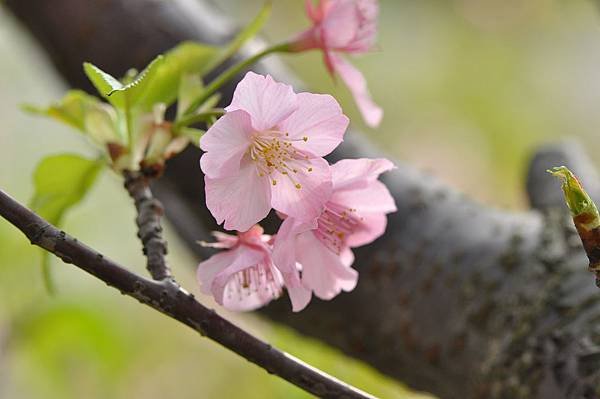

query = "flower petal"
[[205, 156, 272, 232], [226, 72, 298, 131], [332, 179, 396, 215], [296, 230, 358, 300], [344, 0, 379, 52], [279, 92, 348, 157], [345, 212, 388, 248], [320, 0, 360, 49], [331, 158, 395, 191], [200, 110, 253, 178], [270, 156, 332, 223], [329, 53, 383, 128], [340, 247, 355, 267], [272, 217, 315, 312], [196, 249, 240, 296], [285, 272, 312, 312]]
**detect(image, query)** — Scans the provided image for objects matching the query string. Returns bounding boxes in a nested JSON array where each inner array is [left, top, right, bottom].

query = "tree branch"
[[0, 187, 375, 399], [124, 170, 172, 281]]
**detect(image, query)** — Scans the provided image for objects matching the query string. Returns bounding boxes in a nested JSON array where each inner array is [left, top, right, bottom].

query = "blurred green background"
[[1, 0, 600, 397]]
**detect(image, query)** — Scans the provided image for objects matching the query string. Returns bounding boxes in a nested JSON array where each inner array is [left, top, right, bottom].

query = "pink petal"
[[320, 0, 360, 49], [331, 179, 396, 215], [272, 217, 317, 276], [340, 247, 355, 267], [198, 231, 238, 249], [272, 217, 316, 312], [205, 156, 272, 232], [296, 230, 358, 300], [200, 110, 253, 178], [344, 212, 388, 248], [270, 156, 332, 223], [284, 271, 312, 312], [329, 53, 383, 128], [196, 249, 240, 296], [226, 72, 298, 131], [331, 158, 395, 191], [343, 0, 379, 53], [279, 92, 348, 157]]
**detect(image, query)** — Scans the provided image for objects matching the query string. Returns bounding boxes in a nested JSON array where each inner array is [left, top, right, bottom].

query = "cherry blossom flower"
[[291, 0, 383, 127], [273, 158, 396, 311], [200, 72, 349, 232], [196, 225, 310, 311]]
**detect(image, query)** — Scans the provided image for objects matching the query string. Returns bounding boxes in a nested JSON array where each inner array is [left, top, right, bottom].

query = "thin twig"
[[124, 171, 172, 281], [0, 188, 375, 399]]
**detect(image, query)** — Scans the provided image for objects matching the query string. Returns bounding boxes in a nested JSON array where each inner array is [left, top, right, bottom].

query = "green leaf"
[[83, 63, 124, 108], [23, 90, 103, 132], [140, 42, 219, 108], [204, 1, 272, 73], [107, 56, 164, 109], [30, 154, 104, 292], [24, 90, 122, 146], [177, 74, 205, 118]]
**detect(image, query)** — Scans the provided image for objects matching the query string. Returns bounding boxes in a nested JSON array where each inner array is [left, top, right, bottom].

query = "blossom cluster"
[[197, 72, 395, 312], [196, 0, 392, 312]]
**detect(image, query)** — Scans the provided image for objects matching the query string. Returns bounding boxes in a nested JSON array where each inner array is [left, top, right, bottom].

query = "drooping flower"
[[196, 225, 310, 311], [291, 0, 383, 128], [273, 158, 396, 311], [200, 72, 349, 232]]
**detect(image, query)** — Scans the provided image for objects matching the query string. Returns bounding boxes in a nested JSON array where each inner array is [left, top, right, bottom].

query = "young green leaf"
[[107, 55, 165, 109], [203, 1, 272, 74], [30, 154, 104, 292], [140, 42, 219, 108], [24, 90, 123, 147], [23, 90, 103, 133], [83, 63, 125, 108], [177, 74, 205, 118]]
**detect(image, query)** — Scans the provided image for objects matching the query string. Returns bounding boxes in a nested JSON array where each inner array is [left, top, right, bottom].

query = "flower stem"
[[184, 43, 292, 116]]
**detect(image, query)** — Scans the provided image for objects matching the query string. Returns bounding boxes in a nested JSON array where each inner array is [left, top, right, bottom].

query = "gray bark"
[[4, 0, 600, 397]]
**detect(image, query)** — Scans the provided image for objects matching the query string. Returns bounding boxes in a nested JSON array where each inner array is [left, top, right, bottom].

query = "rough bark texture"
[[4, 0, 600, 397], [124, 170, 172, 281]]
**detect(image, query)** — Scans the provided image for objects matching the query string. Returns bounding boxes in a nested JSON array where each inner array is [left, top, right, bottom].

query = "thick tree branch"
[[0, 187, 374, 399], [124, 170, 172, 281], [5, 0, 600, 397]]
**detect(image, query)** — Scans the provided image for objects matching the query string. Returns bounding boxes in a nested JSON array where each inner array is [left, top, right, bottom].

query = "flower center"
[[225, 264, 283, 301], [248, 131, 311, 189], [314, 202, 363, 255]]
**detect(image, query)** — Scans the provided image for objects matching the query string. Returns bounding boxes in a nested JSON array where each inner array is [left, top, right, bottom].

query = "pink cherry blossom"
[[196, 225, 309, 311], [272, 158, 396, 311], [292, 0, 383, 127], [200, 72, 349, 232]]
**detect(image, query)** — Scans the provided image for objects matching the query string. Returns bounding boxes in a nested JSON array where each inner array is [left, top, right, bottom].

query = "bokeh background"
[[2, 0, 600, 397]]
